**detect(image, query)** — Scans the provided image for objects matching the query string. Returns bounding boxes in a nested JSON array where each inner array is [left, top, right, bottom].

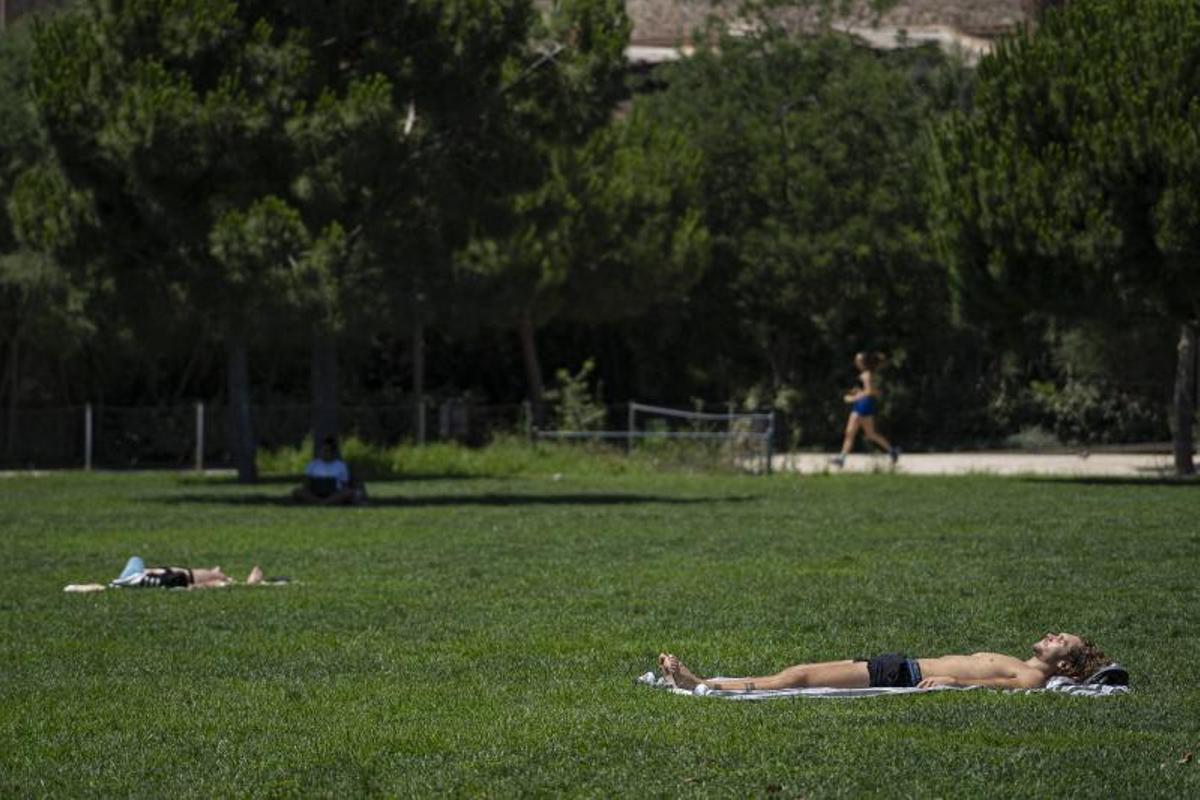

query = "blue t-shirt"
[[305, 458, 350, 489]]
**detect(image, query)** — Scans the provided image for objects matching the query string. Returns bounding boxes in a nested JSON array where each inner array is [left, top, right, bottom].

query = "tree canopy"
[[2, 1, 1192, 467], [14, 0, 576, 479], [629, 24, 972, 442], [0, 17, 92, 459], [929, 0, 1200, 472]]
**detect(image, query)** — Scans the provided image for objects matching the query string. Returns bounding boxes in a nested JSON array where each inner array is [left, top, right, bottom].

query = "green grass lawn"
[[2, 467, 1198, 797]]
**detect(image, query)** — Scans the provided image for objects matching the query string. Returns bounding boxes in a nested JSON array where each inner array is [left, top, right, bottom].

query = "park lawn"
[[1, 468, 1198, 797]]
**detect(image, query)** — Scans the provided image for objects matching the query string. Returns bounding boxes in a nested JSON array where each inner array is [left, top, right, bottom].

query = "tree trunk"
[[226, 335, 258, 484], [1172, 321, 1196, 476], [311, 329, 339, 449], [412, 317, 425, 444], [3, 337, 16, 460], [519, 312, 546, 428]]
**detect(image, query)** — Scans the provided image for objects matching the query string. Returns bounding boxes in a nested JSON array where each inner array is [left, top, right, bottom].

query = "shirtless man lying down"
[[658, 633, 1108, 691]]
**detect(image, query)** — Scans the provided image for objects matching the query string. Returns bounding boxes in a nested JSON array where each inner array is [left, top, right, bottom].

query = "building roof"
[[618, 1, 1029, 64], [623, 1, 1028, 46], [6, 1, 1028, 59]]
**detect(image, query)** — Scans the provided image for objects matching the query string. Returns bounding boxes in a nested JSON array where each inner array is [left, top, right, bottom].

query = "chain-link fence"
[[532, 401, 776, 473], [0, 400, 530, 470]]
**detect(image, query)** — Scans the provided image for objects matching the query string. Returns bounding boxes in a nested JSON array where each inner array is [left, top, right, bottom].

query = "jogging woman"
[[830, 351, 898, 468]]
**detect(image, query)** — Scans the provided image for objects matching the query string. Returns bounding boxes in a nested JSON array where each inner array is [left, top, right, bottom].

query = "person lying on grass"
[[110, 564, 267, 590], [658, 633, 1108, 691], [64, 560, 279, 593]]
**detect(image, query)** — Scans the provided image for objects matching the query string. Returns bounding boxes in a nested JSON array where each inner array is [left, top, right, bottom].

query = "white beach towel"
[[636, 671, 1129, 699]]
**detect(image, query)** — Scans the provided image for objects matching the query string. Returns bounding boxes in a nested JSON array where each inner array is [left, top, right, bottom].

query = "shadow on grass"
[[176, 473, 486, 486], [151, 492, 758, 508], [1021, 475, 1199, 488]]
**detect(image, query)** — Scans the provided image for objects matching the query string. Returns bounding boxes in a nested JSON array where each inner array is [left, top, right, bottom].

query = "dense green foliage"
[[2, 471, 1198, 795], [928, 0, 1200, 470], [0, 18, 91, 458], [10, 0, 639, 478], [451, 0, 707, 424], [0, 1, 1192, 466], [625, 28, 981, 447], [933, 0, 1200, 322]]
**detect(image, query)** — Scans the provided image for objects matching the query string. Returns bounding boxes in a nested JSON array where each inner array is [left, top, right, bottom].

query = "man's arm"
[[918, 674, 1045, 690]]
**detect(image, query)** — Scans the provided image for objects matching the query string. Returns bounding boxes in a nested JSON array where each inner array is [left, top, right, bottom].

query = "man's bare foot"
[[657, 652, 706, 690], [657, 653, 675, 686], [246, 566, 264, 586]]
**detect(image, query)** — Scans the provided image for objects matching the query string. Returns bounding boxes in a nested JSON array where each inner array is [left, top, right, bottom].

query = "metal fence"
[[0, 400, 530, 470], [533, 401, 777, 474]]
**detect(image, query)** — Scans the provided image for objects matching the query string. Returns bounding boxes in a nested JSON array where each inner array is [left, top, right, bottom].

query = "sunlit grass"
[[1, 469, 1197, 796]]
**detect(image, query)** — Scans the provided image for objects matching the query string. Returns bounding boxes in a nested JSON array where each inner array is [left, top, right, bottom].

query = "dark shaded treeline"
[[0, 1, 1185, 473]]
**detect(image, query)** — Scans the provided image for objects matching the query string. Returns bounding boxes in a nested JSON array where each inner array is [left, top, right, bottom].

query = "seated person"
[[291, 436, 363, 505], [658, 632, 1109, 691]]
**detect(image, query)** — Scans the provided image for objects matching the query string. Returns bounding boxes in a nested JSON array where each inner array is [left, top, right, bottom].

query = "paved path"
[[774, 451, 1177, 478]]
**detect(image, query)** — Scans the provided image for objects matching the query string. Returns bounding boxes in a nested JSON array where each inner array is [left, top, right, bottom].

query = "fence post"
[[194, 401, 204, 471], [84, 403, 93, 471], [523, 400, 533, 444], [766, 410, 776, 476]]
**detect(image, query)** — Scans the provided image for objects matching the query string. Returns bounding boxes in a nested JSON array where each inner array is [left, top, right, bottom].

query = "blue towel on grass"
[[115, 556, 145, 582]]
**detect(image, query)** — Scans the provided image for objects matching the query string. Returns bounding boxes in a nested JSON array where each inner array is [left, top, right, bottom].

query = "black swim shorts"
[[132, 567, 193, 588], [857, 653, 923, 688]]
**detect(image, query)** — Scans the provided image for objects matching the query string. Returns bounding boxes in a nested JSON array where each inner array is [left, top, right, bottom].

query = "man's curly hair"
[[1058, 638, 1109, 682]]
